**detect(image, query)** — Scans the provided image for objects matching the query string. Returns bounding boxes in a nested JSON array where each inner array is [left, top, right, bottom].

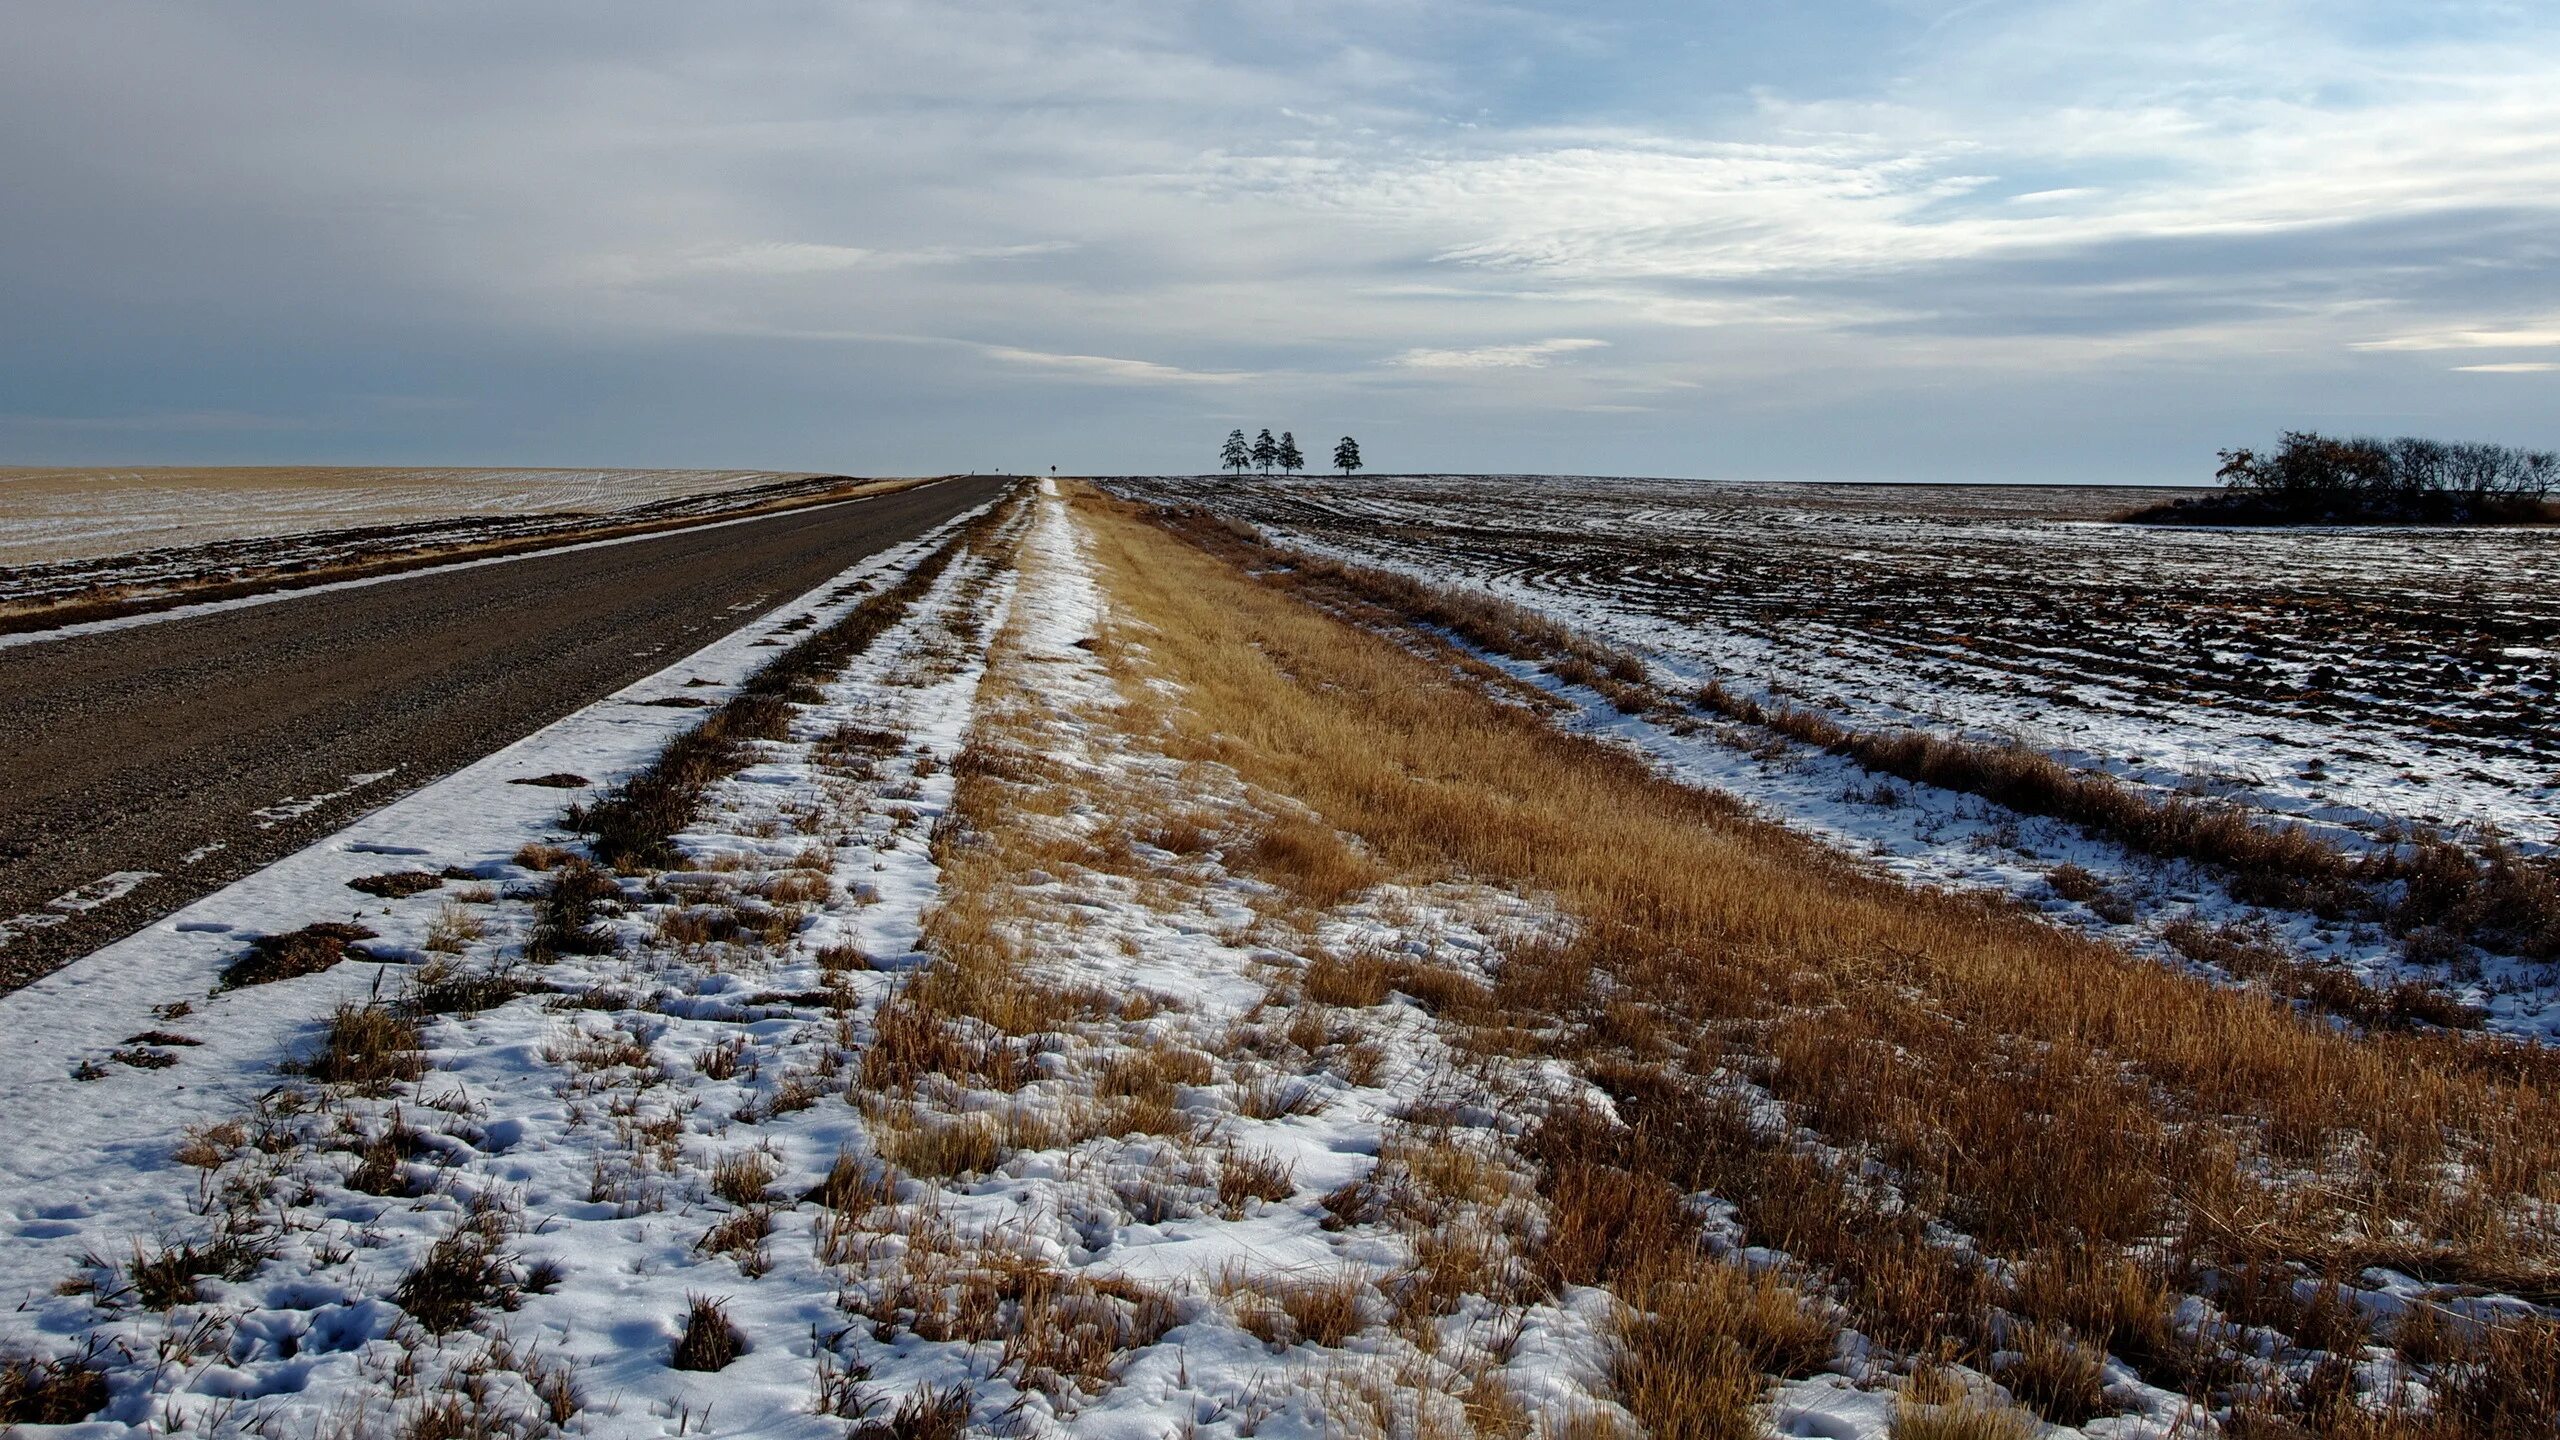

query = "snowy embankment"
[[0, 501, 985, 1430], [0, 487, 1629, 1436]]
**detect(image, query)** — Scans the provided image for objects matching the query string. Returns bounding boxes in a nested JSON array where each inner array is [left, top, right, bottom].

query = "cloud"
[[604, 240, 1077, 283], [979, 345, 1251, 386], [1, 1, 2557, 475], [2356, 324, 2560, 353], [1391, 338, 1609, 369], [2453, 362, 2560, 374]]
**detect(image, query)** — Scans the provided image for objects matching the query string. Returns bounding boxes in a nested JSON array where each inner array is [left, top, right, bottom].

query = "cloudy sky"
[[4, 2, 2556, 483]]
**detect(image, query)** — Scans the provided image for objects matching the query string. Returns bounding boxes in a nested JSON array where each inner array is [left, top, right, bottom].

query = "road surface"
[[0, 474, 1013, 989]]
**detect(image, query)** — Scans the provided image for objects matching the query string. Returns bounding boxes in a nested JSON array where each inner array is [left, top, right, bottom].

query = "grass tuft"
[[670, 1294, 746, 1371], [222, 922, 377, 989]]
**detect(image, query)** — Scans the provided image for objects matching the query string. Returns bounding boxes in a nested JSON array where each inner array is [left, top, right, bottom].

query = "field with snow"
[[1111, 473, 2560, 1038], [1141, 475, 2560, 851], [0, 469, 812, 568], [1, 478, 2552, 1438]]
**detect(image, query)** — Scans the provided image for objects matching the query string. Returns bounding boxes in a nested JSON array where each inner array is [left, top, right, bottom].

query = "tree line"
[[2216, 431, 2556, 500], [2135, 429, 2559, 525], [1220, 428, 1362, 477]]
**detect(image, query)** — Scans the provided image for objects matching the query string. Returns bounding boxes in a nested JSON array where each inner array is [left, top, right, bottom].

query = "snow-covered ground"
[[1104, 475, 2560, 1040], [0, 487, 1644, 1437], [0, 480, 2510, 1438], [0, 503, 984, 1431], [1125, 474, 2560, 854], [0, 468, 809, 568]]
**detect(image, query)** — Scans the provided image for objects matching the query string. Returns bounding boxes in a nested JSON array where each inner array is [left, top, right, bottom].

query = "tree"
[[1333, 436, 1362, 477], [1277, 431, 1304, 475], [1220, 429, 1251, 476], [1252, 428, 1279, 475]]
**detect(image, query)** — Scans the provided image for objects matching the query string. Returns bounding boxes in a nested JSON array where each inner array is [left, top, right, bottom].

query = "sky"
[[3, 1, 2557, 485]]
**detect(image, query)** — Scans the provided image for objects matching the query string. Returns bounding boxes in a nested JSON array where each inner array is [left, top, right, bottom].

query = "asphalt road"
[[0, 474, 1012, 989]]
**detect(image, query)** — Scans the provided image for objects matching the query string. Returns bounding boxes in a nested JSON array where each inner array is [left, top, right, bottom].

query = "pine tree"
[[1220, 429, 1251, 475], [1252, 428, 1279, 475], [1333, 435, 1363, 477], [1277, 431, 1304, 475]]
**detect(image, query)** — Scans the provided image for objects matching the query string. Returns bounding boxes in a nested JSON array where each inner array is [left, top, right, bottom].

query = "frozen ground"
[[1123, 474, 2560, 852], [0, 505, 981, 1429], [0, 489, 1639, 1437], [0, 468, 811, 568], [0, 481, 2510, 1438], [1105, 474, 2560, 1038]]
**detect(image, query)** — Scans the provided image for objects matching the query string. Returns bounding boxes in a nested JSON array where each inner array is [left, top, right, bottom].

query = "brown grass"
[[1218, 1267, 1372, 1350], [124, 1218, 278, 1310], [671, 1294, 746, 1371], [709, 1148, 778, 1206], [1155, 505, 2560, 961], [222, 922, 377, 989], [1219, 1148, 1298, 1215], [1070, 484, 2560, 1429], [1891, 1395, 2038, 1440], [351, 870, 445, 899], [0, 1348, 107, 1424], [391, 1202, 518, 1333], [297, 1004, 427, 1093], [850, 1384, 973, 1440]]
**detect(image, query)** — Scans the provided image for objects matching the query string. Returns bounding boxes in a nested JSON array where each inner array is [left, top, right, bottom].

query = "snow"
[[1113, 474, 2560, 1041], [0, 468, 806, 569], [0, 486, 1626, 1436], [0, 478, 2393, 1437], [0, 500, 993, 1431]]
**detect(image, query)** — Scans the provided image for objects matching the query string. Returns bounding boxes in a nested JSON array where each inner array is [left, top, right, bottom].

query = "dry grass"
[[1219, 1147, 1298, 1215], [1305, 949, 1393, 1007], [1891, 1394, 2039, 1440], [2163, 916, 2481, 1032], [0, 1348, 107, 1424], [699, 1206, 774, 1277], [1218, 1266, 1372, 1350], [424, 902, 486, 954], [351, 870, 445, 899], [391, 1202, 520, 1334], [123, 1218, 278, 1310], [1160, 506, 2560, 961], [670, 1294, 746, 1371], [807, 1147, 898, 1213], [1069, 484, 2560, 1431], [850, 1384, 973, 1439], [222, 922, 377, 989], [865, 1104, 1006, 1179], [297, 1004, 427, 1093], [708, 1148, 778, 1206]]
